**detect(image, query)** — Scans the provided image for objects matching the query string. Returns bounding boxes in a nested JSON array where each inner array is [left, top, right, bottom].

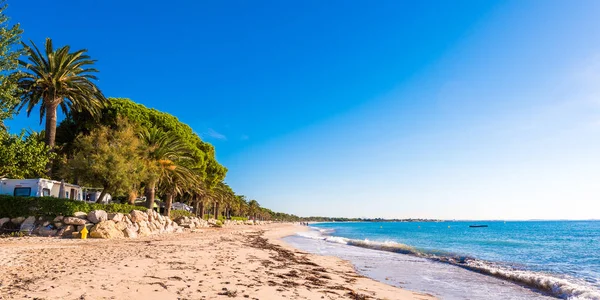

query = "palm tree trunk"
[[145, 182, 155, 209], [97, 186, 108, 204], [44, 102, 59, 148], [194, 196, 200, 217], [213, 201, 216, 219], [127, 189, 137, 205], [164, 192, 173, 217], [200, 199, 205, 219]]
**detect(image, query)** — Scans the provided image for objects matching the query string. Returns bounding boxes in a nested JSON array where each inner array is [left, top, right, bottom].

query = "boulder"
[[19, 216, 36, 232], [54, 222, 63, 228], [73, 211, 88, 219], [0, 217, 10, 227], [115, 221, 127, 231], [108, 213, 124, 222], [138, 224, 152, 237], [38, 227, 57, 237], [89, 221, 124, 239], [129, 210, 148, 223], [53, 216, 64, 222], [57, 225, 75, 238], [124, 224, 138, 238], [87, 210, 108, 224], [10, 216, 25, 224], [64, 217, 87, 226]]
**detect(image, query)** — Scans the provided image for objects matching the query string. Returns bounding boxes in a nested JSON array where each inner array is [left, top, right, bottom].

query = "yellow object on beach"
[[81, 226, 88, 239]]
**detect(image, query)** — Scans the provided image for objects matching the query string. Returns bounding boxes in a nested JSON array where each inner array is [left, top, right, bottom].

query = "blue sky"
[[6, 1, 600, 220]]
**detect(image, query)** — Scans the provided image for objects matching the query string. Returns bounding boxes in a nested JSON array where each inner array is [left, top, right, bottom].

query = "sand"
[[0, 223, 435, 300]]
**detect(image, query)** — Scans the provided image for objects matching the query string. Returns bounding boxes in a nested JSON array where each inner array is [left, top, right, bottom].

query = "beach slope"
[[0, 223, 433, 300]]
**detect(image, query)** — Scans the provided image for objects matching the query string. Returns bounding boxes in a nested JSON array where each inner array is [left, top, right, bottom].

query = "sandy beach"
[[0, 223, 434, 300]]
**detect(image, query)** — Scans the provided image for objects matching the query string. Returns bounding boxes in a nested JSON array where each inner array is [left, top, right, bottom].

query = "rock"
[[19, 216, 36, 232], [64, 217, 87, 226], [87, 210, 108, 224], [138, 224, 152, 237], [89, 221, 124, 239], [38, 227, 57, 237], [10, 216, 25, 224], [129, 210, 148, 223], [124, 224, 138, 238], [73, 211, 88, 219], [0, 217, 10, 227], [108, 213, 124, 222], [57, 225, 75, 238], [115, 221, 127, 231], [42, 221, 51, 227], [54, 222, 63, 228], [53, 216, 64, 222]]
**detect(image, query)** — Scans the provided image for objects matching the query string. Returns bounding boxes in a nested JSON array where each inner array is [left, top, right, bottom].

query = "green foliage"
[[86, 203, 148, 214], [0, 130, 54, 178], [57, 98, 227, 188], [230, 216, 248, 221], [0, 1, 23, 127], [0, 195, 146, 218], [169, 209, 194, 220], [215, 219, 223, 227], [60, 119, 144, 198]]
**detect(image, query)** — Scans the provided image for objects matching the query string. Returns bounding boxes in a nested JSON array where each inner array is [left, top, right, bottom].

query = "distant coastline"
[[303, 217, 443, 222]]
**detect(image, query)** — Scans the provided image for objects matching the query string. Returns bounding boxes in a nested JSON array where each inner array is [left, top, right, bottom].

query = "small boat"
[[469, 225, 488, 228]]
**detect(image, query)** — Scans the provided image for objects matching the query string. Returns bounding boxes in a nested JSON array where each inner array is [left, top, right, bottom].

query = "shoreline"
[[0, 223, 434, 300]]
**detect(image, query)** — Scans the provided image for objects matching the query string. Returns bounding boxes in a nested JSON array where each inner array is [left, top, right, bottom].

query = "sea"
[[283, 221, 600, 299]]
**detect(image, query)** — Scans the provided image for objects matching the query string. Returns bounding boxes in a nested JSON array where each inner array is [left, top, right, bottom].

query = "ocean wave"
[[295, 229, 600, 300]]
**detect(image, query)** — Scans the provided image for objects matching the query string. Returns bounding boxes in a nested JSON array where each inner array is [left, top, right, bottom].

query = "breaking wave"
[[296, 229, 600, 300]]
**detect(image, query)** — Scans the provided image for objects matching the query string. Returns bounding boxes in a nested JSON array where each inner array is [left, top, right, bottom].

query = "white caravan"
[[0, 178, 83, 200]]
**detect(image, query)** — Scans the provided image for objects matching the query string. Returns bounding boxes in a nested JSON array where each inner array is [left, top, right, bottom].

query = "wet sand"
[[0, 223, 435, 300]]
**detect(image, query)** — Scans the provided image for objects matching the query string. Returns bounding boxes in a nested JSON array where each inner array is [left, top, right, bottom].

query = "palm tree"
[[158, 164, 197, 217], [138, 127, 194, 211], [17, 38, 107, 148], [248, 200, 260, 220]]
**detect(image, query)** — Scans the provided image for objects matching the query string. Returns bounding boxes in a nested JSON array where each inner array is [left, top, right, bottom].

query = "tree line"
[[0, 1, 300, 222]]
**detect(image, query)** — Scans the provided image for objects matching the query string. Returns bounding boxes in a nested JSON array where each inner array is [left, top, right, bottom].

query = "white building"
[[0, 178, 83, 200]]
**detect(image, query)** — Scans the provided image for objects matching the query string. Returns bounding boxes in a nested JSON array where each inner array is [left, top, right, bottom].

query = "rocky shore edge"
[[0, 210, 270, 239]]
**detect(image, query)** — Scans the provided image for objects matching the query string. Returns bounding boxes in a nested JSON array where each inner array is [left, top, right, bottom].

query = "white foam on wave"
[[462, 259, 600, 300], [294, 229, 600, 299]]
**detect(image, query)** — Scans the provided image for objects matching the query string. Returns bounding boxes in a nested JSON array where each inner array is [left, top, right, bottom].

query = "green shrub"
[[0, 195, 146, 218], [231, 216, 248, 221], [215, 220, 223, 227], [170, 209, 194, 220]]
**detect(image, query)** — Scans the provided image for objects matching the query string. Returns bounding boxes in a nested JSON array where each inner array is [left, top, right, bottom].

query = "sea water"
[[282, 221, 600, 299]]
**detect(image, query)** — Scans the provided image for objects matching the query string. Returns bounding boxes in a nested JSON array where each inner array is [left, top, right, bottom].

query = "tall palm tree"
[[139, 127, 194, 211], [248, 200, 260, 220], [158, 164, 197, 217], [17, 38, 107, 148]]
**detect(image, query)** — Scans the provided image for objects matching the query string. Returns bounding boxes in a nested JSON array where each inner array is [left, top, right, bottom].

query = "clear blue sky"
[[6, 1, 600, 220]]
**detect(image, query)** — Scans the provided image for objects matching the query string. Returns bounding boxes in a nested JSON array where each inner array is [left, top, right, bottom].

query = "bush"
[[231, 216, 248, 221], [0, 195, 147, 218], [215, 220, 223, 227], [170, 209, 194, 220]]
